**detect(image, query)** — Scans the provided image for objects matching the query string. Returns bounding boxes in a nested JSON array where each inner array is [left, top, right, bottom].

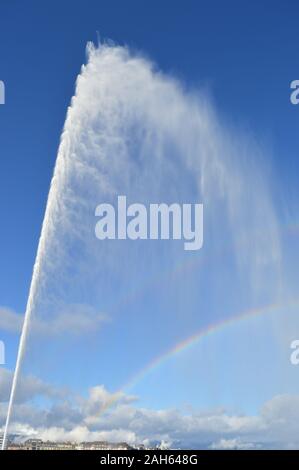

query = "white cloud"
[[1, 379, 299, 449], [35, 304, 108, 336], [0, 307, 23, 334], [209, 438, 260, 450], [0, 368, 64, 403], [0, 304, 107, 337]]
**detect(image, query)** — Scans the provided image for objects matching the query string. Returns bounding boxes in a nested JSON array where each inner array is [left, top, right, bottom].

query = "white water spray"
[[1, 115, 66, 451], [2, 42, 282, 445]]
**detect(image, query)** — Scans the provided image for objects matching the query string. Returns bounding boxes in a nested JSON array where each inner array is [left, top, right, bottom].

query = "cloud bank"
[[1, 368, 299, 449]]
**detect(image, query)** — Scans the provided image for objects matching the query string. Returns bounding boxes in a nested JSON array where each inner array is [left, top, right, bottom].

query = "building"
[[0, 433, 12, 450], [6, 438, 157, 450], [80, 441, 132, 450], [23, 439, 43, 450], [41, 441, 75, 450]]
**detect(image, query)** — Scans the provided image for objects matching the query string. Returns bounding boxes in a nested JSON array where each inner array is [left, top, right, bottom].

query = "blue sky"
[[0, 0, 298, 316], [1, 0, 299, 448]]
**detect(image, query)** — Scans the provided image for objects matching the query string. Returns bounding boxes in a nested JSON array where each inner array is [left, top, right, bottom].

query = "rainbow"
[[99, 298, 299, 415]]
